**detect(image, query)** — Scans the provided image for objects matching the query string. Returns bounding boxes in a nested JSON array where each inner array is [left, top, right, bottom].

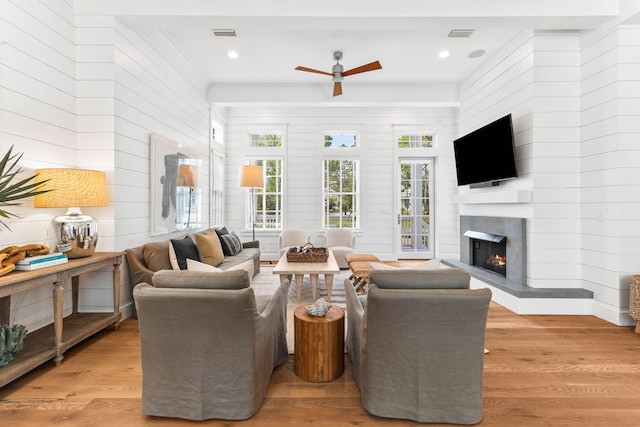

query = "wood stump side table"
[[293, 305, 344, 382]]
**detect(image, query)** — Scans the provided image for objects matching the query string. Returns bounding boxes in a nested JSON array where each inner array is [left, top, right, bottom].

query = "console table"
[[0, 252, 123, 388]]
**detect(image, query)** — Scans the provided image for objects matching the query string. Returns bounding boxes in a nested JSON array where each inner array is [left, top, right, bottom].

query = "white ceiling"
[[76, 0, 631, 102]]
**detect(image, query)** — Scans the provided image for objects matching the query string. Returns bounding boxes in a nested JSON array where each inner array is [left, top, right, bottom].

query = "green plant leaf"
[[0, 145, 53, 231]]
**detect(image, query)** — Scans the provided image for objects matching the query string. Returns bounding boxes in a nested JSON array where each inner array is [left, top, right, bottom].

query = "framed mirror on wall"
[[150, 133, 203, 235]]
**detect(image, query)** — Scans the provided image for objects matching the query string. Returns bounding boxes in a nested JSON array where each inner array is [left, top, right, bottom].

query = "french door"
[[397, 159, 434, 259]]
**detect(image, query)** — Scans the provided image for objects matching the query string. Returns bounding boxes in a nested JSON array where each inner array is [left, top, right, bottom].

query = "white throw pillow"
[[369, 258, 442, 272], [411, 258, 442, 270], [186, 258, 222, 272], [369, 261, 397, 271]]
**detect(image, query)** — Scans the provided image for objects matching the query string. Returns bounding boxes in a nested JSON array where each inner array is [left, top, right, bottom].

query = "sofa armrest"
[[242, 240, 260, 249], [344, 278, 366, 387], [255, 278, 289, 368], [125, 247, 155, 287]]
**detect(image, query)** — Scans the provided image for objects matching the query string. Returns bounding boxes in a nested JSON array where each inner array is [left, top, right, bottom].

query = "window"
[[251, 133, 282, 147], [210, 151, 224, 226], [324, 132, 357, 148], [397, 134, 433, 148], [323, 159, 358, 229], [246, 158, 283, 230]]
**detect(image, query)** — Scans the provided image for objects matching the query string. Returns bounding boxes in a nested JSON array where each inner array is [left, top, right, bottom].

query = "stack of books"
[[14, 252, 68, 271]]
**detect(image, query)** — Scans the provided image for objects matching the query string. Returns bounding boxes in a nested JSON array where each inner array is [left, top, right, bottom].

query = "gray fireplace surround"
[[444, 215, 592, 299]]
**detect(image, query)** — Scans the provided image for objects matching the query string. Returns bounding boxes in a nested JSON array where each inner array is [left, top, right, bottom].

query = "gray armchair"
[[345, 268, 492, 424], [133, 269, 289, 421]]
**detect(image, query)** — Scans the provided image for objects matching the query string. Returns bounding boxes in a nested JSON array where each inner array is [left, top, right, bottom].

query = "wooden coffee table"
[[273, 251, 340, 303]]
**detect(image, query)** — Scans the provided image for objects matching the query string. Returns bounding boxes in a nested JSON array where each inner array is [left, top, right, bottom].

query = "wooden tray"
[[286, 247, 329, 263]]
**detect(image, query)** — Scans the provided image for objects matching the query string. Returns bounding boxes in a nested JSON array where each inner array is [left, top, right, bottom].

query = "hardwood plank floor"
[[1, 303, 640, 426]]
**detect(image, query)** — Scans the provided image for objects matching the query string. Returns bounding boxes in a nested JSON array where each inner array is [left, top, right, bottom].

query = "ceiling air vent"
[[212, 29, 237, 37], [448, 29, 474, 38]]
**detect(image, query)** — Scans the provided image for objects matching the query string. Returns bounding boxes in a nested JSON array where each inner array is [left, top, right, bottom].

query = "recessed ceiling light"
[[228, 51, 238, 59], [438, 50, 450, 59], [468, 49, 486, 59]]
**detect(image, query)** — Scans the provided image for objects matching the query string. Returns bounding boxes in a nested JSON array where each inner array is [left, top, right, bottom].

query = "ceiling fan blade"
[[295, 66, 333, 76], [333, 81, 342, 97], [342, 60, 382, 77]]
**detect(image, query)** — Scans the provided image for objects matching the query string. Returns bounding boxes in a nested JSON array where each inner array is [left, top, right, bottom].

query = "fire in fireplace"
[[463, 230, 507, 277]]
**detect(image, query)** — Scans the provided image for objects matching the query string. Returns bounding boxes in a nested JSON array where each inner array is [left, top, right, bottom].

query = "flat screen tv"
[[453, 114, 517, 186]]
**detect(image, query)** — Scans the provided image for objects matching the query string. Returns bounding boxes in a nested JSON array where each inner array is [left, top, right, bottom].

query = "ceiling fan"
[[295, 51, 382, 97]]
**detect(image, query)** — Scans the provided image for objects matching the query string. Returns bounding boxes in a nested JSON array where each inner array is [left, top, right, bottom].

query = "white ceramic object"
[[305, 297, 331, 317]]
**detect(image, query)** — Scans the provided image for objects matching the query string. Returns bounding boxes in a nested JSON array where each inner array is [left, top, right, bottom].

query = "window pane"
[[397, 134, 433, 148], [323, 159, 358, 229], [324, 133, 357, 148], [251, 133, 282, 147], [248, 158, 283, 230]]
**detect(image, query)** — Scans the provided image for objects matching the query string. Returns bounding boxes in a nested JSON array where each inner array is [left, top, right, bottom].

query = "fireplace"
[[465, 230, 507, 277], [459, 216, 526, 286]]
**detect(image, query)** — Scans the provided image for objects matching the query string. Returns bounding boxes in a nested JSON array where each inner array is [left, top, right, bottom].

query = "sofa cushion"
[[195, 231, 224, 266], [152, 269, 251, 290], [142, 241, 172, 272], [169, 236, 200, 270], [219, 232, 243, 256], [226, 259, 254, 279], [370, 268, 470, 290]]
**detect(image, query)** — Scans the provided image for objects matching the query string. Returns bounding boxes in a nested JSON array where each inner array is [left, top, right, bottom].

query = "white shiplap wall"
[[460, 26, 639, 325], [221, 106, 459, 262], [0, 1, 210, 330], [580, 24, 640, 325], [1, 0, 81, 330]]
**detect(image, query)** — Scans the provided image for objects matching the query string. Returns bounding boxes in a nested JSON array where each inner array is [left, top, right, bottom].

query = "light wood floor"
[[1, 303, 640, 426]]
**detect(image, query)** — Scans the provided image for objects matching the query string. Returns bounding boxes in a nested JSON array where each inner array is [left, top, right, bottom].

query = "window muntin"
[[323, 159, 358, 229]]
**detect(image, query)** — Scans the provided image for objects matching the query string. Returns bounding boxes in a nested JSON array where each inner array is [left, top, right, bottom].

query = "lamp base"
[[53, 210, 99, 258]]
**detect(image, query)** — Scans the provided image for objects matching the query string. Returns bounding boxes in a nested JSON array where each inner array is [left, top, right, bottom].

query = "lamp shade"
[[33, 168, 108, 258], [34, 169, 108, 208], [238, 165, 264, 188]]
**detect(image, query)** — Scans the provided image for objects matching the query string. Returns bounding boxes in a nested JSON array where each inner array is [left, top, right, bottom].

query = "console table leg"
[[0, 296, 10, 325], [72, 276, 79, 314], [113, 258, 122, 328], [53, 279, 64, 365]]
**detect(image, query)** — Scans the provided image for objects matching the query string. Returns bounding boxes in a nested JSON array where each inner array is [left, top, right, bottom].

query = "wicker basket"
[[286, 246, 329, 263], [630, 275, 640, 321]]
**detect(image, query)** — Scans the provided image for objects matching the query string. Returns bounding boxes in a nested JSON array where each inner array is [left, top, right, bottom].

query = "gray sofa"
[[345, 268, 492, 424], [125, 231, 260, 288], [133, 269, 288, 420]]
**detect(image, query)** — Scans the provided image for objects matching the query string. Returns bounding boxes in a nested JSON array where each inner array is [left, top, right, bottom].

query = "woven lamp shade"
[[34, 169, 108, 208]]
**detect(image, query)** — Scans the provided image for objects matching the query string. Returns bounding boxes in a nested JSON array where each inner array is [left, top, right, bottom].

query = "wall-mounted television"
[[453, 114, 518, 187]]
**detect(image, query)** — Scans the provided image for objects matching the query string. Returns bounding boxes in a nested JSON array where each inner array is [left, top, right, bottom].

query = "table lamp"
[[34, 168, 108, 258], [239, 165, 264, 241]]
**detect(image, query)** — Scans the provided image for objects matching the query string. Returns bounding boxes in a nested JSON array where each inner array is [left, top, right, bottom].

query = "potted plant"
[[0, 145, 51, 230]]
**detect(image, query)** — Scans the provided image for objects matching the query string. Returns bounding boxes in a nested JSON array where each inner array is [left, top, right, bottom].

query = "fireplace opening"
[[473, 239, 506, 277], [463, 230, 507, 278]]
